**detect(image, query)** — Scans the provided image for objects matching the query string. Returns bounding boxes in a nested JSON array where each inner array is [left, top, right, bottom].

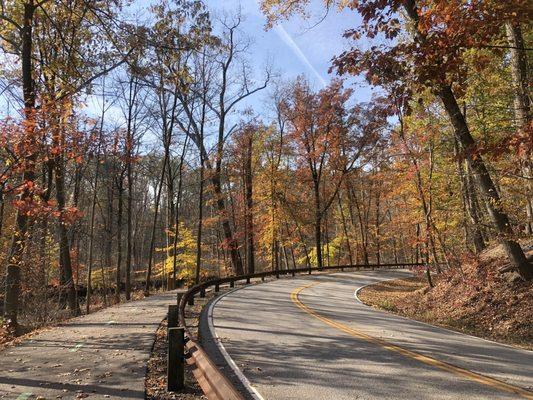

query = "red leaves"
[[333, 0, 531, 97], [59, 206, 85, 225], [0, 103, 92, 224]]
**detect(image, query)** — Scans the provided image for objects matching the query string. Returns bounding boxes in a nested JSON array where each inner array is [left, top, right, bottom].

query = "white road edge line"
[[352, 273, 531, 352], [207, 286, 267, 400], [353, 274, 407, 304]]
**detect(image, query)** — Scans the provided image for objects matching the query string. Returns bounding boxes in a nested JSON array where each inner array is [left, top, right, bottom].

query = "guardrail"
[[172, 262, 422, 400]]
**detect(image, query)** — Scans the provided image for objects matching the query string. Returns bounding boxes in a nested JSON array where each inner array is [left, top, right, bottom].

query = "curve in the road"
[[292, 281, 533, 399], [207, 287, 266, 400], [204, 271, 533, 400]]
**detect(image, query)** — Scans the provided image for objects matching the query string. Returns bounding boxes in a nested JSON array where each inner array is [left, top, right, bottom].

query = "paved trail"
[[0, 291, 176, 400], [205, 271, 533, 400]]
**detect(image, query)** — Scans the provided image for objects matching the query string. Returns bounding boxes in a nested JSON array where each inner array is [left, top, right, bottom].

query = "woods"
[[1, 0, 531, 336]]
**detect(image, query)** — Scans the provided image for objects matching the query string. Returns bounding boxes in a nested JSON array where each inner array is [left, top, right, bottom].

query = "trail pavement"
[[0, 291, 176, 399]]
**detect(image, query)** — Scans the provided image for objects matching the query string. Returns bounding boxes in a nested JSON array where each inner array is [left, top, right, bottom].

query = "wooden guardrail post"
[[168, 305, 178, 329], [187, 294, 194, 305], [215, 283, 220, 292], [177, 289, 186, 306], [200, 287, 206, 298], [246, 277, 250, 284], [230, 280, 234, 288], [167, 276, 176, 290], [168, 327, 184, 391]]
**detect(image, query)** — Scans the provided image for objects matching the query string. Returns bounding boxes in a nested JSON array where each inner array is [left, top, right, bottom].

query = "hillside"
[[359, 243, 533, 349]]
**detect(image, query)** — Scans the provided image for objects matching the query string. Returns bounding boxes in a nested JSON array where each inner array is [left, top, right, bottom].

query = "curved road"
[[204, 270, 533, 400]]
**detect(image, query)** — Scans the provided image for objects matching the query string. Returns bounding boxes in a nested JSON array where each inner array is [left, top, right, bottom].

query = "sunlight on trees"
[[0, 0, 531, 334]]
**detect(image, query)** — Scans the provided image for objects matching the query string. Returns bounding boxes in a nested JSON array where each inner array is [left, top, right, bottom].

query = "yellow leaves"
[[153, 223, 199, 282]]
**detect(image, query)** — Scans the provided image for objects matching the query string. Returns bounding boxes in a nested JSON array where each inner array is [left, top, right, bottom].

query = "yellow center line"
[[291, 282, 533, 399]]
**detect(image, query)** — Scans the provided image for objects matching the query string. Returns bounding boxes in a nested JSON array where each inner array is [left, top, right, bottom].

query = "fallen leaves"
[[359, 243, 533, 349]]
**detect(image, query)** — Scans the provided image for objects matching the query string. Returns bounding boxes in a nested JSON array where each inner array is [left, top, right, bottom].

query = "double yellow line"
[[291, 282, 533, 399]]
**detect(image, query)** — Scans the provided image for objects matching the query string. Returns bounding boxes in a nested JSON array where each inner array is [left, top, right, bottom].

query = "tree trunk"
[[506, 21, 532, 235], [350, 184, 369, 265], [172, 137, 188, 283], [210, 173, 244, 275], [86, 155, 101, 314], [0, 189, 4, 239], [3, 1, 36, 331], [244, 131, 255, 274], [270, 178, 278, 273], [55, 155, 78, 314], [313, 177, 323, 269], [282, 244, 290, 270], [290, 244, 297, 269], [465, 162, 486, 252], [375, 189, 381, 265], [454, 137, 485, 253], [324, 206, 331, 267], [437, 85, 532, 280], [125, 153, 133, 300], [195, 158, 204, 284], [337, 192, 354, 266], [116, 174, 124, 303], [103, 162, 113, 306], [124, 77, 138, 301], [145, 157, 167, 295]]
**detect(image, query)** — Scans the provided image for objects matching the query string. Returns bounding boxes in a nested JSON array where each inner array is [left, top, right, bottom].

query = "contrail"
[[274, 24, 328, 88]]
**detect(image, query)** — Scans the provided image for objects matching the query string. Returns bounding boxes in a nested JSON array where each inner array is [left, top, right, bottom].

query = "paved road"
[[206, 271, 533, 400], [0, 291, 176, 399]]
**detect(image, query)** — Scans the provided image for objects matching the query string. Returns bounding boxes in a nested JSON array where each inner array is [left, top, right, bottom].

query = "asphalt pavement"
[[204, 270, 533, 400]]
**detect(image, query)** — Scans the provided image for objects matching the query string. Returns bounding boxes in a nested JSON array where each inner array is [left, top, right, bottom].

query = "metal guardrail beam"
[[175, 263, 422, 399]]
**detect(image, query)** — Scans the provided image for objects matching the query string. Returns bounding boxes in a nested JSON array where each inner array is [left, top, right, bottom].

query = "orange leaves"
[[12, 197, 53, 218], [284, 77, 353, 170], [0, 103, 93, 228], [59, 206, 84, 225]]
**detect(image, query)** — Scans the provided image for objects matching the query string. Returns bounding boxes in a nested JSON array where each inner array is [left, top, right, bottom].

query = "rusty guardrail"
[[174, 262, 422, 399]]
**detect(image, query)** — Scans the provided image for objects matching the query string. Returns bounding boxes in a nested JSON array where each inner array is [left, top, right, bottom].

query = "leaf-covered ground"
[[145, 318, 206, 400], [359, 244, 533, 350]]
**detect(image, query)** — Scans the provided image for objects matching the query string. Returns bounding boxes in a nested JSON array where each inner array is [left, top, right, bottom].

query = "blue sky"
[[1, 0, 373, 136], [120, 0, 374, 149], [190, 0, 376, 130], [205, 0, 370, 94]]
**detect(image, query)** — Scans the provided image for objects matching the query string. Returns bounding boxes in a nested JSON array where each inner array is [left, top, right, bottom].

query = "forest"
[[0, 0, 531, 338]]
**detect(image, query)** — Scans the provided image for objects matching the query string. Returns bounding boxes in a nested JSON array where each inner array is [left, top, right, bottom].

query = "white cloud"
[[274, 24, 328, 88]]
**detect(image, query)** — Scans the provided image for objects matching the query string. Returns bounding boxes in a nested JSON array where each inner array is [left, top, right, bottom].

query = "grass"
[[377, 299, 398, 312]]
